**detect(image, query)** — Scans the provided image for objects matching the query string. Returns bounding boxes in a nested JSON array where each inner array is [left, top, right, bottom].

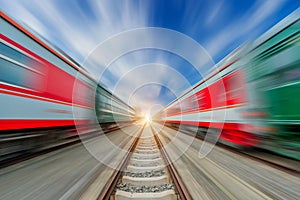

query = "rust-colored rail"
[[98, 125, 144, 200], [151, 126, 192, 200]]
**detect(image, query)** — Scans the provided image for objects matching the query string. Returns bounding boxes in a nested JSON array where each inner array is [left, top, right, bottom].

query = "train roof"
[[252, 7, 299, 50]]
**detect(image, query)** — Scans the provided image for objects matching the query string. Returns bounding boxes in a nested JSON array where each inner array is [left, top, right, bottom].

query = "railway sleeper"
[[113, 134, 178, 200]]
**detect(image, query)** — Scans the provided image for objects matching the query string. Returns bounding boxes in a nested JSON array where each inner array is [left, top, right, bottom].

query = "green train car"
[[243, 9, 300, 159], [95, 85, 136, 127]]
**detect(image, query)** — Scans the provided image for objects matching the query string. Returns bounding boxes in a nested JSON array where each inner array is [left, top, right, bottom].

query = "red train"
[[162, 59, 257, 147], [0, 12, 96, 131], [0, 12, 135, 162]]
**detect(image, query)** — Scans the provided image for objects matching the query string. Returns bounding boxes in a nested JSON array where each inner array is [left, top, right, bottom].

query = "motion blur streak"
[[0, 2, 299, 200], [159, 9, 300, 160], [0, 12, 136, 163]]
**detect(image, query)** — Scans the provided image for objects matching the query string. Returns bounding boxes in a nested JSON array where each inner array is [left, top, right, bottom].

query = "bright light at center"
[[143, 114, 152, 124]]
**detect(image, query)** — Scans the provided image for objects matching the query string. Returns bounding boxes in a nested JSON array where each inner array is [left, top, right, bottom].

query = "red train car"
[[162, 57, 258, 147], [1, 12, 95, 131]]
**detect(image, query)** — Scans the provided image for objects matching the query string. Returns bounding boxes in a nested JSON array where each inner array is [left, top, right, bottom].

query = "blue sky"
[[1, 0, 299, 113]]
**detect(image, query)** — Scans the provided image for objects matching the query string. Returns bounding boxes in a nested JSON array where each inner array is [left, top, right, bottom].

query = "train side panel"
[[1, 15, 94, 130]]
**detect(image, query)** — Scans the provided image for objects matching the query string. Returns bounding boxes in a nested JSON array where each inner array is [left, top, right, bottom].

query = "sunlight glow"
[[143, 114, 152, 124]]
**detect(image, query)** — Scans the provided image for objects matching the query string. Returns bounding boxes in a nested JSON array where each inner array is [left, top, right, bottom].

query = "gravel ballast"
[[116, 183, 175, 193]]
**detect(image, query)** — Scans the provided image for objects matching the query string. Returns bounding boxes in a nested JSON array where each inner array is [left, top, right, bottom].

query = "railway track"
[[165, 124, 300, 176], [99, 125, 191, 200]]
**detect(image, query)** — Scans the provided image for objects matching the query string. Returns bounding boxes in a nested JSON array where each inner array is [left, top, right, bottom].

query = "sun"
[[143, 114, 152, 124]]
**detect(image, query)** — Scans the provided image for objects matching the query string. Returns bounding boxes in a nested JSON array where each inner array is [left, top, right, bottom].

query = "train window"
[[0, 42, 27, 64], [0, 42, 44, 71], [0, 42, 44, 90], [0, 58, 27, 87], [0, 58, 43, 91]]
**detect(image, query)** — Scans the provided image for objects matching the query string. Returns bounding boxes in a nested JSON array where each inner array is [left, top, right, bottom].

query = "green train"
[[96, 85, 136, 127], [243, 9, 300, 159]]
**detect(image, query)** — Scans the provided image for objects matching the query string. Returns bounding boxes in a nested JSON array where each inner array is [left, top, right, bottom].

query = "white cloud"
[[85, 27, 214, 90], [204, 0, 286, 58], [1, 0, 150, 64], [204, 0, 225, 26], [1, 2, 49, 39], [111, 63, 191, 112]]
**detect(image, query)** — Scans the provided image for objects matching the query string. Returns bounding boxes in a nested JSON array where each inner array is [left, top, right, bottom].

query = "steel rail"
[[98, 125, 144, 200], [151, 126, 192, 200]]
